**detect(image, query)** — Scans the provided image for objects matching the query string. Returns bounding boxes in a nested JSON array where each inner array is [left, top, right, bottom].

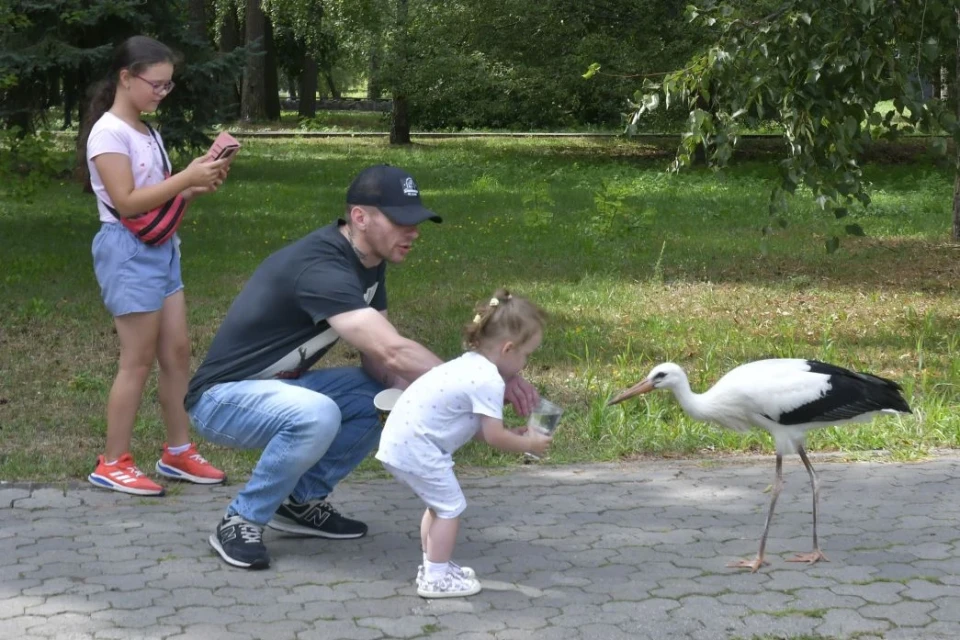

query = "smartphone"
[[209, 131, 241, 161]]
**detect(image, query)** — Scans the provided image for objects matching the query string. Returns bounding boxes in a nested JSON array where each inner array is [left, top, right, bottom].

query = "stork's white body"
[[608, 357, 912, 572], [672, 359, 903, 454]]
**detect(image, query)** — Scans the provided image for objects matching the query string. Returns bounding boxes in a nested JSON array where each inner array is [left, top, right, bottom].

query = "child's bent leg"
[[421, 508, 434, 558], [425, 513, 460, 564]]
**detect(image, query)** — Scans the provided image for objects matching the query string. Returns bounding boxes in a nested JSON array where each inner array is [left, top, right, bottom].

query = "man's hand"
[[504, 375, 539, 417]]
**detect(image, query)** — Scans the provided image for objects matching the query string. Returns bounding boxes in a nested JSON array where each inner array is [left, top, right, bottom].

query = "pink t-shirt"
[[86, 112, 169, 223]]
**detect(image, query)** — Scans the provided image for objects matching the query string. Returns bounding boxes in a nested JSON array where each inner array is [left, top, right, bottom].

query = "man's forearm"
[[361, 353, 406, 389], [363, 339, 442, 389]]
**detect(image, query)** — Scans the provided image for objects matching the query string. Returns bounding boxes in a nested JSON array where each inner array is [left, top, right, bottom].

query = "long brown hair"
[[463, 288, 546, 350], [78, 36, 176, 191]]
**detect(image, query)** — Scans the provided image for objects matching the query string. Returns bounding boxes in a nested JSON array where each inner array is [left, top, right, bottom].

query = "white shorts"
[[382, 463, 467, 519]]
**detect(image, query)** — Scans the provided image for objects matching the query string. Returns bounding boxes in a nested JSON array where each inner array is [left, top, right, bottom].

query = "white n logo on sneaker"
[[303, 506, 331, 527]]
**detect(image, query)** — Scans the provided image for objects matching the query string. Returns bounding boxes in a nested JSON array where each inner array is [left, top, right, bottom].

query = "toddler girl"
[[376, 289, 552, 598]]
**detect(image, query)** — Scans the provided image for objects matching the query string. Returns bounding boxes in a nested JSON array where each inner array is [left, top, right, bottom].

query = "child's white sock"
[[167, 442, 191, 455], [423, 559, 449, 582]]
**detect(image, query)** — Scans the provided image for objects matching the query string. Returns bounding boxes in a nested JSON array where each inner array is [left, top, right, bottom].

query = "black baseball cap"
[[345, 164, 442, 225]]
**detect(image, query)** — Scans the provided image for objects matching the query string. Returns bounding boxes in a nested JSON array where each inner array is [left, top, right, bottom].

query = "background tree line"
[[0, 0, 699, 147], [2, 0, 959, 238]]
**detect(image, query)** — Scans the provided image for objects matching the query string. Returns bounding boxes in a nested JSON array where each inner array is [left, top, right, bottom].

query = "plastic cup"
[[527, 398, 564, 435], [374, 388, 403, 412], [524, 398, 563, 461]]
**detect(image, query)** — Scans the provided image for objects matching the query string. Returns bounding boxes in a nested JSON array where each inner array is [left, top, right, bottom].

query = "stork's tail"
[[855, 371, 912, 414]]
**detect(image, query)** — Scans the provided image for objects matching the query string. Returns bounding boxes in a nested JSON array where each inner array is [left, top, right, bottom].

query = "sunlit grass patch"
[[1, 136, 957, 481]]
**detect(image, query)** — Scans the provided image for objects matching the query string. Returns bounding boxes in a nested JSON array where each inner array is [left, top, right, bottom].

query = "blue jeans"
[[187, 367, 385, 525]]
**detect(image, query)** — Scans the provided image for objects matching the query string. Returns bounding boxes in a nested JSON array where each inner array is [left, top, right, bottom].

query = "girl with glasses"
[[79, 35, 230, 496]]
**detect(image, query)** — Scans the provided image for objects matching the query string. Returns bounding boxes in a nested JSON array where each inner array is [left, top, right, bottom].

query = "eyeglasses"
[[134, 75, 175, 95]]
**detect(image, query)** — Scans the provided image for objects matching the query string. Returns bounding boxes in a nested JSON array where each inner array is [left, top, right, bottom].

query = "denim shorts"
[[92, 222, 183, 317]]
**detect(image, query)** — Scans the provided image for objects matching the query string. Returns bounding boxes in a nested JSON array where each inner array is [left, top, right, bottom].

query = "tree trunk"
[[389, 0, 411, 145], [368, 36, 382, 100], [953, 8, 960, 241], [391, 95, 411, 144], [323, 67, 339, 99], [220, 4, 242, 111], [187, 0, 207, 43], [220, 6, 241, 53], [61, 70, 78, 129], [288, 74, 298, 101], [263, 14, 282, 120], [241, 0, 268, 121], [298, 55, 318, 118]]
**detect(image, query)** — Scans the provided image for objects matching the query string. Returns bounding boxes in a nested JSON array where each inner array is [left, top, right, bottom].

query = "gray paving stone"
[[91, 605, 178, 629], [860, 600, 937, 626], [94, 627, 182, 640], [739, 611, 830, 637], [2, 458, 960, 640], [225, 620, 308, 637], [157, 605, 246, 626], [649, 578, 730, 598], [12, 488, 82, 510], [24, 597, 110, 616], [831, 579, 907, 604], [356, 615, 439, 638], [718, 590, 794, 611], [0, 487, 32, 506], [815, 607, 891, 637], [579, 623, 641, 640], [296, 620, 385, 640], [342, 595, 433, 619], [165, 624, 252, 640], [919, 622, 960, 638], [549, 603, 632, 628], [787, 587, 865, 610], [873, 561, 948, 580], [151, 587, 238, 609], [433, 612, 506, 634], [0, 614, 45, 636], [675, 594, 750, 623], [0, 596, 44, 620], [22, 612, 113, 637], [883, 628, 957, 640], [901, 579, 960, 600], [931, 597, 960, 622]]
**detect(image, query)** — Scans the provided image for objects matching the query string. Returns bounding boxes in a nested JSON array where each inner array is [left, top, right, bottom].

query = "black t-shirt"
[[185, 222, 387, 410]]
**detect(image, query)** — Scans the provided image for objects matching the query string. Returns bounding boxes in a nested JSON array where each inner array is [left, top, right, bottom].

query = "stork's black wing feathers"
[[776, 360, 912, 426]]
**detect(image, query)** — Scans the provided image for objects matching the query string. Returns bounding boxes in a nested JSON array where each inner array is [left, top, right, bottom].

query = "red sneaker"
[[88, 454, 165, 496], [155, 443, 226, 485]]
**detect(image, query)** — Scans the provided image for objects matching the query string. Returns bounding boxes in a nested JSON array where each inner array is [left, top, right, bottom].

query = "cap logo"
[[402, 177, 419, 197]]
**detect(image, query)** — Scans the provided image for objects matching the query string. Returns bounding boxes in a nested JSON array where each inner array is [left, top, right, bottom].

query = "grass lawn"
[[1, 136, 958, 482]]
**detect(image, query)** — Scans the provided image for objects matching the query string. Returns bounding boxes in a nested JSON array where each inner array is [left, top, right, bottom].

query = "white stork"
[[608, 359, 912, 572]]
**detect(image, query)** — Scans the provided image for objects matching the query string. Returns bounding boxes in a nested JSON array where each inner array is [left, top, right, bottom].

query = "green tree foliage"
[[625, 0, 960, 244], [0, 0, 245, 151], [395, 0, 701, 130]]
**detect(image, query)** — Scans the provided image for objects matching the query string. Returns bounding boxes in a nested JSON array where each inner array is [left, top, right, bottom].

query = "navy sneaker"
[[209, 515, 270, 569], [266, 498, 368, 539]]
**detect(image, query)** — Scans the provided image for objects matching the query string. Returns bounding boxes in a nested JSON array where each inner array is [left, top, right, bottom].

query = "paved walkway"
[[2, 456, 959, 640]]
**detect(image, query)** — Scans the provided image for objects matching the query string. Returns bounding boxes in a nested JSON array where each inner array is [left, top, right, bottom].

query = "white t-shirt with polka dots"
[[86, 112, 169, 224], [376, 351, 505, 474]]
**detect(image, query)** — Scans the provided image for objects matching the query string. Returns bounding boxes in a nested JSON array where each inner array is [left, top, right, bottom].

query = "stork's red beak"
[[607, 379, 656, 406]]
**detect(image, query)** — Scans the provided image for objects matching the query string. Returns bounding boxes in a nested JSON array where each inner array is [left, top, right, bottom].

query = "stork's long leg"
[[728, 454, 783, 573], [787, 446, 829, 565]]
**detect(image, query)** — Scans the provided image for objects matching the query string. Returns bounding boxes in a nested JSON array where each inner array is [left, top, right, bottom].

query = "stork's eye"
[[653, 372, 667, 381]]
